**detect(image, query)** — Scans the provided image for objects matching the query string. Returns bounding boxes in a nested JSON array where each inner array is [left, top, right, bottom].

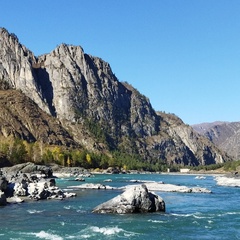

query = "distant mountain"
[[191, 122, 227, 135], [0, 27, 231, 166], [192, 122, 240, 160]]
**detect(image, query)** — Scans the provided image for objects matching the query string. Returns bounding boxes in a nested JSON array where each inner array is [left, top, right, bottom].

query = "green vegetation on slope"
[[1, 136, 239, 172], [0, 137, 169, 171]]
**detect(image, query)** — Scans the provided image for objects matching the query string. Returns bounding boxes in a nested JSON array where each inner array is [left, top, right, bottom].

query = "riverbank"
[[1, 162, 239, 206]]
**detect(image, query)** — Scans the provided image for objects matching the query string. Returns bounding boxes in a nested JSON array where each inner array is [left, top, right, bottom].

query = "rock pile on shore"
[[0, 162, 76, 206]]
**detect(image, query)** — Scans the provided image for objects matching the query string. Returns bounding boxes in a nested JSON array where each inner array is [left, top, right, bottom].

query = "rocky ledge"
[[121, 182, 212, 193], [215, 172, 240, 187], [92, 184, 165, 214], [0, 162, 76, 206], [69, 181, 212, 193]]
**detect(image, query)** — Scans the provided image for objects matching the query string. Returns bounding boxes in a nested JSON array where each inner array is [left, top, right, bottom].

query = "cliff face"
[[0, 28, 232, 166], [193, 122, 240, 160], [0, 28, 51, 114]]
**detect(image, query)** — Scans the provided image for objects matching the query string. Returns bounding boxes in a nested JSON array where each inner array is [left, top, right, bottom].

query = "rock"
[[103, 167, 120, 174], [0, 176, 8, 191], [28, 181, 59, 200], [63, 192, 77, 198], [13, 182, 27, 196], [93, 184, 165, 214], [0, 190, 7, 206], [70, 183, 115, 190], [215, 175, 240, 187], [7, 196, 24, 204], [2, 162, 53, 179], [1, 163, 76, 201], [103, 179, 112, 182], [69, 181, 211, 193], [26, 179, 76, 200], [75, 178, 85, 181], [121, 182, 212, 193], [53, 167, 91, 178]]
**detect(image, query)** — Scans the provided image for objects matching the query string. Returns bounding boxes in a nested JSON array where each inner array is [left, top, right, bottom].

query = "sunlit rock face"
[[0, 27, 232, 165], [92, 184, 166, 214]]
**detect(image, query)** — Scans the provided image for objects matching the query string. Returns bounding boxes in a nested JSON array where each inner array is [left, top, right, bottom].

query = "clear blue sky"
[[1, 0, 240, 125]]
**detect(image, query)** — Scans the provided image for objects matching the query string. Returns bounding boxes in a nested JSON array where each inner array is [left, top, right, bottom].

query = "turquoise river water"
[[0, 173, 239, 239]]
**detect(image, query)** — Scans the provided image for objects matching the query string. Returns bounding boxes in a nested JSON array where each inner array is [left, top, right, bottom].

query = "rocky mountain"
[[192, 122, 240, 160], [0, 27, 232, 166], [0, 90, 75, 146]]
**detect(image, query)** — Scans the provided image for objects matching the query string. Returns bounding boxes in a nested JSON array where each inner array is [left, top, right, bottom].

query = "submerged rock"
[[92, 184, 165, 214]]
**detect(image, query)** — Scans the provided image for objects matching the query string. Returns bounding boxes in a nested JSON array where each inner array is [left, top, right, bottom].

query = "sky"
[[1, 0, 240, 125]]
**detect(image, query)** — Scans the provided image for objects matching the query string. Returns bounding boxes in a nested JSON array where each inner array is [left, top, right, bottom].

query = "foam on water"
[[28, 231, 63, 240], [217, 211, 240, 216], [63, 204, 86, 214], [148, 219, 166, 223], [90, 226, 123, 235], [27, 209, 45, 214], [76, 225, 139, 238], [170, 212, 214, 219], [63, 205, 72, 210]]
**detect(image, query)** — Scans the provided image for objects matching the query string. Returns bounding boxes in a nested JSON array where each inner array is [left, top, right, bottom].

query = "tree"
[[67, 156, 71, 167], [8, 139, 27, 164], [86, 153, 92, 167]]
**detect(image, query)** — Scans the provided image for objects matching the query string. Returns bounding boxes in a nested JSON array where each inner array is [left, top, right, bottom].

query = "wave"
[[171, 213, 196, 217], [90, 226, 123, 235], [28, 230, 63, 240], [217, 211, 240, 216], [170, 212, 214, 219], [63, 205, 86, 213], [27, 209, 45, 214], [77, 225, 139, 238], [148, 219, 166, 223], [63, 205, 72, 210]]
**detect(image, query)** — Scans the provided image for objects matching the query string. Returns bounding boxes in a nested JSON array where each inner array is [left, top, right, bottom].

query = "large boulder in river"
[[92, 184, 165, 214]]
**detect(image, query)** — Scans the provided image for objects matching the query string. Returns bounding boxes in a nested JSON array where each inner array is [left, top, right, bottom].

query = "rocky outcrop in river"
[[92, 184, 165, 214], [0, 162, 76, 205], [215, 172, 240, 187]]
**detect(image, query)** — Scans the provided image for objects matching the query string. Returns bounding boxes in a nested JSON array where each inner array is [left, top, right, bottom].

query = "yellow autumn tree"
[[67, 156, 71, 167], [52, 146, 62, 164], [86, 153, 92, 167]]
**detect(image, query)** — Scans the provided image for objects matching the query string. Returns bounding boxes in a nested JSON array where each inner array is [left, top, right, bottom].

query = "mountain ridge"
[[0, 27, 232, 166], [193, 121, 240, 160]]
